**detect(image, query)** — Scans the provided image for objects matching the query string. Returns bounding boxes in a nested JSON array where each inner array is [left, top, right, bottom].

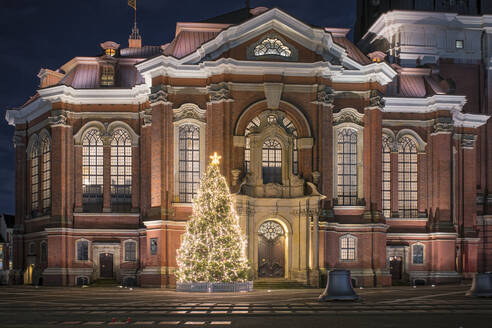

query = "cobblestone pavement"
[[0, 284, 491, 327]]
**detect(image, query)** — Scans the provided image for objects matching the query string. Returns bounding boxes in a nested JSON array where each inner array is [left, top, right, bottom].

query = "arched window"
[[412, 243, 424, 264], [244, 114, 298, 175], [76, 240, 89, 261], [382, 134, 392, 218], [398, 136, 418, 218], [111, 128, 132, 212], [30, 141, 40, 216], [339, 235, 357, 261], [124, 241, 137, 262], [262, 138, 282, 184], [337, 128, 358, 205], [82, 129, 104, 212], [178, 124, 200, 203], [41, 136, 51, 214]]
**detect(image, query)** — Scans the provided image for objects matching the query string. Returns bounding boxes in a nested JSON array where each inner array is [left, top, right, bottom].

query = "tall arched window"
[[382, 134, 392, 218], [30, 140, 39, 215], [262, 138, 282, 184], [178, 124, 200, 203], [41, 136, 51, 214], [398, 136, 418, 218], [82, 129, 104, 212], [337, 128, 358, 205], [244, 114, 298, 174], [111, 128, 132, 212]]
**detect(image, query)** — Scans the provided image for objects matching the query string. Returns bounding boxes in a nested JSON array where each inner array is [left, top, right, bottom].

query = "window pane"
[[178, 125, 200, 202], [398, 136, 418, 218], [262, 138, 282, 184], [337, 129, 358, 205], [110, 129, 132, 212], [82, 129, 104, 212]]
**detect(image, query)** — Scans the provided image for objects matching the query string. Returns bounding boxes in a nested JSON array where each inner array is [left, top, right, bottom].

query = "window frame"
[[40, 135, 51, 215], [123, 240, 137, 262], [30, 140, 40, 216], [262, 138, 283, 184], [173, 118, 206, 204], [110, 128, 132, 212], [398, 136, 419, 218], [411, 243, 424, 265], [339, 234, 357, 262], [150, 238, 158, 256], [76, 239, 90, 262], [82, 128, 104, 212], [382, 134, 392, 218]]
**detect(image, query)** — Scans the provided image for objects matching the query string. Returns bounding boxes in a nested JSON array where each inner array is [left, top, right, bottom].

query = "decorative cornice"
[[333, 107, 364, 126], [173, 103, 206, 122], [140, 108, 152, 127], [432, 117, 454, 134], [48, 110, 69, 127], [368, 90, 385, 108], [454, 133, 477, 149], [208, 82, 232, 103]]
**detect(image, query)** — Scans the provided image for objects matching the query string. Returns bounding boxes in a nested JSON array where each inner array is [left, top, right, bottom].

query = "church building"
[[5, 4, 491, 287]]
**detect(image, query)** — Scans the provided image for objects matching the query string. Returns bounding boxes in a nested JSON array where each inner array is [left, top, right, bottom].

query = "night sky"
[[0, 0, 356, 214]]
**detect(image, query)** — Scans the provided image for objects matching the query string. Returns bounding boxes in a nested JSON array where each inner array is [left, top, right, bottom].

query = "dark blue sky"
[[0, 0, 356, 214]]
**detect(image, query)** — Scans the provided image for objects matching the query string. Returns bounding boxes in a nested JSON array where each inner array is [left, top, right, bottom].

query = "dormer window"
[[101, 65, 115, 86], [105, 48, 116, 56], [254, 38, 292, 57]]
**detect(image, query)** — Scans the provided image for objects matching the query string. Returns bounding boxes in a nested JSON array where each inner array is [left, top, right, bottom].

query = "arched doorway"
[[258, 220, 285, 278]]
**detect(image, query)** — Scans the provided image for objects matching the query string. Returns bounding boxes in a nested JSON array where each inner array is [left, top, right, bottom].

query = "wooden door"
[[389, 256, 402, 282], [99, 253, 113, 278], [258, 221, 285, 278]]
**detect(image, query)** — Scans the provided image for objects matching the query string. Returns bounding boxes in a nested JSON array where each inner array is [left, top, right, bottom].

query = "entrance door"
[[99, 253, 113, 278], [389, 256, 402, 282], [258, 221, 285, 278]]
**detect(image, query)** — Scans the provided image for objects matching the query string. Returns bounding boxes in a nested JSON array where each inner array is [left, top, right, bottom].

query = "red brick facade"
[[5, 7, 491, 287]]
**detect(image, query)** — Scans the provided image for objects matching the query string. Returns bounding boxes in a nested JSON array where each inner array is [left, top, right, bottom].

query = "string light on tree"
[[175, 152, 250, 283]]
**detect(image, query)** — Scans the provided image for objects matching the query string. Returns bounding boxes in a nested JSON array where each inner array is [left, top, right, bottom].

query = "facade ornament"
[[459, 134, 477, 149], [333, 107, 364, 126], [48, 111, 68, 126], [312, 171, 321, 186], [231, 169, 241, 186], [140, 108, 152, 127], [100, 122, 112, 145], [433, 117, 454, 134], [149, 84, 169, 104], [208, 82, 232, 102], [173, 103, 206, 122], [13, 135, 24, 148], [369, 90, 385, 108], [316, 86, 335, 105]]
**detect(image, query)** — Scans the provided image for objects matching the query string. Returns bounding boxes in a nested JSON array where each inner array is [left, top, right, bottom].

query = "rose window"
[[258, 221, 284, 240]]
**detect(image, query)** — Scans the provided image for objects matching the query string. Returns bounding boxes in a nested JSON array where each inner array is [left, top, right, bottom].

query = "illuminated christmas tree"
[[175, 153, 250, 283]]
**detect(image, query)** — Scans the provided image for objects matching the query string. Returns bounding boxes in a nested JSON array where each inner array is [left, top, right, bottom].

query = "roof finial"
[[128, 0, 142, 48], [245, 0, 250, 9]]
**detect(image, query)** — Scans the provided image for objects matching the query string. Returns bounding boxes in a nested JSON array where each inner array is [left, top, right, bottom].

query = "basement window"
[[455, 40, 464, 49]]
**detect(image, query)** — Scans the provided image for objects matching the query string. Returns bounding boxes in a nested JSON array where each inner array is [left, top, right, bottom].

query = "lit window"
[[412, 244, 424, 264], [244, 116, 261, 172], [77, 241, 89, 261], [150, 238, 158, 255], [340, 235, 357, 261], [178, 125, 200, 203], [111, 129, 132, 212], [41, 136, 51, 214], [82, 129, 104, 212], [398, 136, 418, 218], [337, 128, 358, 205], [262, 138, 282, 184], [382, 134, 392, 217], [101, 65, 115, 86], [254, 38, 292, 57], [258, 221, 284, 241], [455, 40, 464, 49], [30, 141, 39, 215], [105, 48, 116, 56], [124, 241, 136, 261]]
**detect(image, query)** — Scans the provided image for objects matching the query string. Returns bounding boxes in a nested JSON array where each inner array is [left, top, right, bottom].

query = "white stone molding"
[[314, 85, 335, 106], [48, 110, 69, 127], [208, 82, 232, 103], [6, 98, 51, 126], [333, 108, 364, 126], [149, 84, 169, 105], [173, 103, 206, 122], [264, 83, 283, 109], [395, 129, 427, 152], [297, 137, 314, 150], [106, 121, 140, 146], [26, 133, 40, 155], [73, 121, 106, 145], [246, 32, 299, 61], [453, 133, 478, 149]]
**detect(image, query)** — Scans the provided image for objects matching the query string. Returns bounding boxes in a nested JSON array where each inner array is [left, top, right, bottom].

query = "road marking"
[[184, 322, 206, 325], [379, 291, 465, 304], [158, 321, 180, 325], [210, 321, 232, 325]]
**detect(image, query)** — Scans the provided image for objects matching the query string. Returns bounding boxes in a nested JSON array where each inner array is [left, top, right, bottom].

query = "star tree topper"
[[210, 152, 221, 165]]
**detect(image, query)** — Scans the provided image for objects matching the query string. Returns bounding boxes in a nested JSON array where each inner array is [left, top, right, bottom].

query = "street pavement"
[[0, 284, 491, 327]]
